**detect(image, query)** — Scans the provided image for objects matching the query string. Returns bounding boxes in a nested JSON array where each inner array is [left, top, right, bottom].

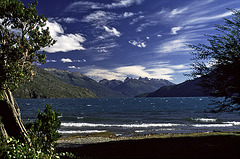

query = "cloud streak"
[[66, 0, 144, 12]]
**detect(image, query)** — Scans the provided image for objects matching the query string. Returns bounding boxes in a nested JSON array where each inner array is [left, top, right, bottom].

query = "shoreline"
[[57, 131, 240, 158]]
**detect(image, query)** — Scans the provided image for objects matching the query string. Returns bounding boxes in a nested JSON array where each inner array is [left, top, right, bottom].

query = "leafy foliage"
[[189, 9, 240, 112], [26, 104, 61, 153], [0, 105, 73, 158], [0, 0, 55, 99]]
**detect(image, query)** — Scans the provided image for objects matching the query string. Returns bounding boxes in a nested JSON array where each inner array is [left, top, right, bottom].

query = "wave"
[[191, 118, 217, 122], [58, 130, 106, 134], [223, 121, 240, 125], [61, 122, 184, 128], [192, 124, 233, 127]]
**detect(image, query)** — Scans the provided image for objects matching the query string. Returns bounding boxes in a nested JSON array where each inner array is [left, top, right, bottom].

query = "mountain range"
[[13, 67, 97, 98], [13, 67, 207, 99], [44, 68, 122, 97], [136, 78, 208, 97], [99, 77, 174, 97]]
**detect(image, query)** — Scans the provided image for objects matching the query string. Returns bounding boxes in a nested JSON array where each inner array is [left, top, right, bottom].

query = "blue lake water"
[[17, 97, 240, 136]]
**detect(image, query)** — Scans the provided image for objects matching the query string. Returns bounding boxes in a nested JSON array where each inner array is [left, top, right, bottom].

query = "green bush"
[[26, 104, 61, 155], [0, 104, 75, 159]]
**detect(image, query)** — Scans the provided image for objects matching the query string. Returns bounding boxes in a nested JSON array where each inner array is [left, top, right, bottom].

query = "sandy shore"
[[57, 132, 240, 159]]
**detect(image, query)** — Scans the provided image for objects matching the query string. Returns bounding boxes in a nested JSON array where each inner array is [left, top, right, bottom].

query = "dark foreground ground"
[[57, 134, 240, 159]]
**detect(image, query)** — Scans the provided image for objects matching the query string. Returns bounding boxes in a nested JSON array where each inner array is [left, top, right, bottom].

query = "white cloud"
[[98, 49, 108, 53], [59, 17, 79, 23], [66, 0, 144, 12], [187, 11, 233, 24], [65, 1, 102, 12], [82, 11, 116, 25], [43, 21, 86, 53], [171, 26, 183, 34], [61, 58, 73, 63], [85, 68, 123, 81], [146, 36, 150, 39], [115, 65, 150, 78], [68, 66, 76, 69], [170, 7, 188, 18], [123, 12, 134, 18], [106, 0, 144, 9], [46, 59, 57, 63], [103, 26, 121, 37], [83, 63, 188, 81], [129, 40, 146, 48], [157, 34, 162, 37], [158, 37, 191, 53]]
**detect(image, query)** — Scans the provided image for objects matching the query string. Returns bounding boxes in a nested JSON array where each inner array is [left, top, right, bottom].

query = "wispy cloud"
[[46, 59, 57, 63], [187, 11, 233, 25], [82, 11, 117, 26], [61, 58, 73, 63], [43, 21, 86, 53], [83, 62, 190, 81], [65, 0, 144, 12], [157, 36, 192, 54], [129, 40, 146, 48], [55, 17, 79, 23], [171, 26, 183, 34], [169, 7, 188, 18], [123, 12, 134, 18], [68, 66, 76, 69], [103, 26, 121, 37]]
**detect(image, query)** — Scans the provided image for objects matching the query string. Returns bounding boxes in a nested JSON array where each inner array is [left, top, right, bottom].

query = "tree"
[[189, 9, 240, 112], [0, 0, 55, 140]]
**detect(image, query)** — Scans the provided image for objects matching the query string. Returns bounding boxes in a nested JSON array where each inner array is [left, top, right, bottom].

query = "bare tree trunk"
[[0, 89, 28, 140], [0, 122, 8, 139]]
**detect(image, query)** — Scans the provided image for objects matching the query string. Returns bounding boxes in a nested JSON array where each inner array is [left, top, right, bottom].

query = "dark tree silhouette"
[[189, 9, 240, 112]]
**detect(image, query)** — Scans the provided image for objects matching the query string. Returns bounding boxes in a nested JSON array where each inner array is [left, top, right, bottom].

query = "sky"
[[22, 0, 240, 84]]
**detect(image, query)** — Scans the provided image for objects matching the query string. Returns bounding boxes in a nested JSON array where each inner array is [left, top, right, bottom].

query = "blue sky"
[[23, 0, 239, 84]]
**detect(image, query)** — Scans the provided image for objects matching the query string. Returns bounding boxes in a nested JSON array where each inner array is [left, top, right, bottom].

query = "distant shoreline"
[[57, 131, 240, 159]]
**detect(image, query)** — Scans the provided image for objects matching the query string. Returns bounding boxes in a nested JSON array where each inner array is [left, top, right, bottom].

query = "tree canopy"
[[189, 9, 240, 112], [0, 0, 55, 99]]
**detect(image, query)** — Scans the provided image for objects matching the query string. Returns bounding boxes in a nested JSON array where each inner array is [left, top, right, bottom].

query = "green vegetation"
[[189, 9, 240, 112], [0, 0, 55, 98], [0, 0, 55, 140], [45, 68, 123, 97], [13, 67, 97, 98], [0, 105, 76, 159]]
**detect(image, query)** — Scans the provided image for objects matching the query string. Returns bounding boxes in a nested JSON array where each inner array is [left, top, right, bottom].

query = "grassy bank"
[[57, 131, 240, 159]]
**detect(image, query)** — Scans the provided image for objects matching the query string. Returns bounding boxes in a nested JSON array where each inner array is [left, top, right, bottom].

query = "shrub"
[[26, 104, 61, 155], [0, 104, 67, 159]]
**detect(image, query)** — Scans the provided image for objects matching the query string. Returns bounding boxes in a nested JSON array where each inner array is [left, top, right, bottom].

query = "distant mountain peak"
[[99, 77, 174, 97]]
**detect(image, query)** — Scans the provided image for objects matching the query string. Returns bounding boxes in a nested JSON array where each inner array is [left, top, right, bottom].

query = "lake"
[[17, 97, 240, 136]]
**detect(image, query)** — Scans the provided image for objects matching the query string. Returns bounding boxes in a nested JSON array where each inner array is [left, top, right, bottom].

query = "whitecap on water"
[[192, 118, 217, 122], [61, 122, 184, 128], [192, 124, 233, 127], [223, 121, 240, 125]]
